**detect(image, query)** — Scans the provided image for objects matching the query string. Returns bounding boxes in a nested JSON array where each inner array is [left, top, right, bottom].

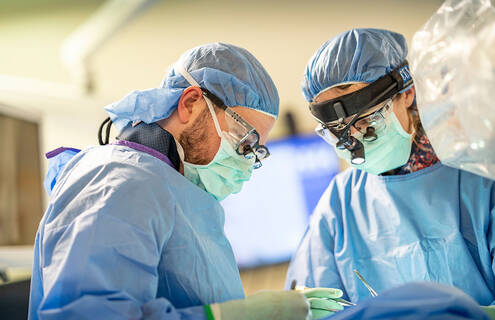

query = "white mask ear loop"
[[203, 97, 223, 137], [176, 65, 223, 137], [173, 137, 185, 162]]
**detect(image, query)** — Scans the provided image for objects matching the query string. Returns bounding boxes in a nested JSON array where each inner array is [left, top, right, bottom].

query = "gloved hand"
[[205, 290, 309, 320], [205, 288, 344, 320], [300, 287, 344, 319], [481, 306, 495, 319]]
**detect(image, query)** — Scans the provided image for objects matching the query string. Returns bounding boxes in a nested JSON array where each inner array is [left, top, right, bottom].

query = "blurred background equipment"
[[60, 0, 158, 93], [0, 246, 33, 319], [0, 113, 42, 246], [222, 133, 340, 268], [410, 0, 495, 180], [222, 111, 339, 269], [0, 0, 444, 299], [0, 279, 31, 319]]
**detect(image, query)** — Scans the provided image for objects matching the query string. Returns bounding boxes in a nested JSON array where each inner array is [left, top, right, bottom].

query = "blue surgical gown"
[[327, 282, 490, 320], [29, 145, 244, 319], [286, 163, 495, 305]]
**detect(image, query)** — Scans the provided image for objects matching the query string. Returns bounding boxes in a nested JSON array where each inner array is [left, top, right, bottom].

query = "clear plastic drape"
[[410, 0, 495, 179]]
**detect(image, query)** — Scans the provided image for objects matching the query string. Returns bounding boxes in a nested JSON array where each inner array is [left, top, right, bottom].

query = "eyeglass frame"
[[201, 88, 270, 169], [317, 96, 395, 145]]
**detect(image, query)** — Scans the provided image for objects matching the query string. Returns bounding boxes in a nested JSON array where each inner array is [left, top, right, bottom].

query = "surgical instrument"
[[353, 269, 378, 297], [290, 280, 356, 307]]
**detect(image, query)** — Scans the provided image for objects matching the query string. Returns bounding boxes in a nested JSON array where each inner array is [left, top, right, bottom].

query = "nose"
[[349, 126, 360, 136]]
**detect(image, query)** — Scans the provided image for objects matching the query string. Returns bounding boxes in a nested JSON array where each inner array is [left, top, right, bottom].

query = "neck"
[[118, 122, 183, 172], [171, 136, 185, 175], [156, 118, 184, 175], [383, 126, 439, 176]]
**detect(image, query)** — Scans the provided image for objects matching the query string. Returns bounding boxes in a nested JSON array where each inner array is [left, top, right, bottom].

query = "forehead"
[[313, 83, 369, 103], [229, 106, 275, 144]]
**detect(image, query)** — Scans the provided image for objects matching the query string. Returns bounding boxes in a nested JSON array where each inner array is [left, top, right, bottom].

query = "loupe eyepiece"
[[337, 134, 366, 165], [363, 127, 377, 142], [340, 134, 357, 150], [335, 129, 355, 150], [327, 121, 366, 165], [350, 140, 365, 165], [336, 140, 346, 150]]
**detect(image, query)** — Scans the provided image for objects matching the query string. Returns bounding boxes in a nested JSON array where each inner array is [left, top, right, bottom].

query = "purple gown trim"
[[112, 140, 175, 169], [45, 147, 81, 159]]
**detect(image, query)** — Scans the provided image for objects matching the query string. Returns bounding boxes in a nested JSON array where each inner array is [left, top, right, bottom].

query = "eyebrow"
[[335, 84, 353, 91]]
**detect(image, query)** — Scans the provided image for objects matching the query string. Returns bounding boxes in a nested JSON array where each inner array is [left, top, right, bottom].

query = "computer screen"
[[221, 134, 340, 268]]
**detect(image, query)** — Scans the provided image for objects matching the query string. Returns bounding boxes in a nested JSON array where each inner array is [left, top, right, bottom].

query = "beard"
[[178, 107, 214, 165]]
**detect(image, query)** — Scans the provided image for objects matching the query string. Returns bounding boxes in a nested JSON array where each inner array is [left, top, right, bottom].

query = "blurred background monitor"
[[222, 134, 340, 268]]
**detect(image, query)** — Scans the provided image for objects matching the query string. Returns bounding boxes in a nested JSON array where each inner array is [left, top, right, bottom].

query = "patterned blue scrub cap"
[[302, 28, 409, 102], [105, 42, 279, 131]]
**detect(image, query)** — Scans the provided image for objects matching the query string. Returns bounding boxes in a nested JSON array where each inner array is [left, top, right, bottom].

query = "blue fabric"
[[43, 148, 80, 196], [286, 163, 495, 305], [105, 43, 279, 131], [29, 145, 244, 320], [326, 282, 490, 320], [302, 28, 409, 102]]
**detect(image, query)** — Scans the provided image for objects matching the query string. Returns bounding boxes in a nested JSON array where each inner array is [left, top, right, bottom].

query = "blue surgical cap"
[[105, 43, 279, 131], [302, 28, 409, 102]]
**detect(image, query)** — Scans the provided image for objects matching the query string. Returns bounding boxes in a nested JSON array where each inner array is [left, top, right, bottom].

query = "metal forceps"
[[290, 280, 356, 309], [353, 270, 378, 297]]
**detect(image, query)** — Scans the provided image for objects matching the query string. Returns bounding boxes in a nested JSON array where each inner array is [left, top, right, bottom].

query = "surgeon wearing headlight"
[[29, 43, 343, 320], [286, 28, 495, 314]]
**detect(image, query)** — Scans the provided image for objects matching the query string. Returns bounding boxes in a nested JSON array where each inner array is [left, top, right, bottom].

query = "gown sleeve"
[[33, 160, 208, 320], [486, 181, 495, 306], [329, 282, 490, 320], [285, 179, 347, 298]]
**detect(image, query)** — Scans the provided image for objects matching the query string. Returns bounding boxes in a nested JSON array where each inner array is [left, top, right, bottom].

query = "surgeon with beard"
[[29, 43, 344, 320]]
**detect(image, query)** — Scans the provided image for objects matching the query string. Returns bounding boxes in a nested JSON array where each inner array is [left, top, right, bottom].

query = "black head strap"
[[309, 60, 413, 124]]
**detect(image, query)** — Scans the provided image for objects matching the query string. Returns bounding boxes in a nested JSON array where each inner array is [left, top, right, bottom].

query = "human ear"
[[402, 86, 416, 109], [176, 87, 203, 124]]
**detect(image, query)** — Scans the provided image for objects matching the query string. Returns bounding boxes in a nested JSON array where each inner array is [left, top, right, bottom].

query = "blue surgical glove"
[[205, 288, 345, 320]]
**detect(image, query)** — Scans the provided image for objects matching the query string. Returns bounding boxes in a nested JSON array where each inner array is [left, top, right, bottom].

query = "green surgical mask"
[[335, 110, 413, 175], [182, 137, 254, 201], [176, 97, 255, 201]]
